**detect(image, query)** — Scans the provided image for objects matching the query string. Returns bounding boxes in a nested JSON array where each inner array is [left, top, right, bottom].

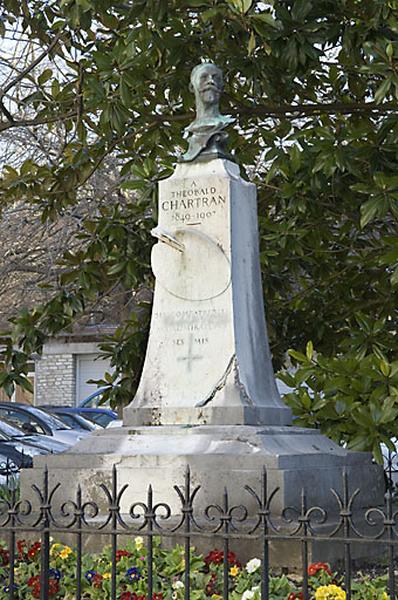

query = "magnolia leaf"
[[38, 68, 53, 86], [360, 198, 380, 228], [374, 77, 392, 104], [391, 265, 398, 287], [380, 360, 390, 377], [228, 0, 252, 13], [248, 31, 256, 56]]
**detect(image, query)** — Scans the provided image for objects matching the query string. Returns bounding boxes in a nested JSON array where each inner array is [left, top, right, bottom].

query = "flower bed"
[[0, 537, 390, 599]]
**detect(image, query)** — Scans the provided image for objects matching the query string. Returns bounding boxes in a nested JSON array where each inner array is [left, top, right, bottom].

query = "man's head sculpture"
[[180, 62, 235, 163], [190, 63, 224, 119]]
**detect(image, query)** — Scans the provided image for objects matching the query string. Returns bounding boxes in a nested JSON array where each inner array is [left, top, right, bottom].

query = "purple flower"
[[3, 584, 18, 592], [85, 570, 97, 582], [49, 568, 61, 580], [126, 566, 141, 582]]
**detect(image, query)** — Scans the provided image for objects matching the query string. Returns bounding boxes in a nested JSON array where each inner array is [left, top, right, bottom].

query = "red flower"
[[120, 593, 134, 600], [28, 575, 59, 598], [288, 594, 304, 600], [49, 578, 60, 596], [205, 549, 223, 565], [32, 586, 40, 599], [116, 549, 132, 561], [92, 573, 103, 588], [16, 539, 26, 557], [0, 547, 9, 566], [204, 549, 239, 567], [307, 562, 332, 577], [153, 594, 163, 600], [205, 572, 218, 596], [26, 541, 41, 560]]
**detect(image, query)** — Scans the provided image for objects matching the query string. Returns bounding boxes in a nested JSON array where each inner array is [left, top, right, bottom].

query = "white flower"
[[245, 558, 261, 574], [134, 536, 144, 550], [242, 591, 255, 600], [173, 581, 184, 590], [172, 593, 177, 600], [242, 587, 260, 600]]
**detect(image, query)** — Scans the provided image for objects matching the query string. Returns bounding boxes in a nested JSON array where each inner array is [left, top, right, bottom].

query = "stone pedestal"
[[124, 159, 291, 427], [25, 424, 382, 513], [22, 423, 384, 565]]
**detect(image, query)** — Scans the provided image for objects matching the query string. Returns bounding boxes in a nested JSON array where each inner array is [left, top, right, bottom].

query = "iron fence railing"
[[0, 464, 396, 600]]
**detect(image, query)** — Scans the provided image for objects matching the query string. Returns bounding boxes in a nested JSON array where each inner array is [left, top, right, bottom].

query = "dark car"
[[0, 419, 69, 469], [0, 418, 69, 454], [75, 407, 117, 427], [39, 407, 101, 432], [0, 403, 88, 446]]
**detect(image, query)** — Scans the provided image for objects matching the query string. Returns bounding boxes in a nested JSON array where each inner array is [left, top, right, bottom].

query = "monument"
[[124, 61, 292, 428], [22, 63, 383, 562]]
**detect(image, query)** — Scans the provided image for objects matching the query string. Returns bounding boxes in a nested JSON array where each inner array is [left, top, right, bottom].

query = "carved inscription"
[[162, 180, 226, 224], [177, 334, 203, 372], [154, 308, 228, 333]]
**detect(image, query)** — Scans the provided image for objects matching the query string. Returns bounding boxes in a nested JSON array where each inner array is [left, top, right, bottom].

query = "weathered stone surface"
[[124, 159, 291, 426], [24, 424, 383, 514], [22, 422, 385, 566]]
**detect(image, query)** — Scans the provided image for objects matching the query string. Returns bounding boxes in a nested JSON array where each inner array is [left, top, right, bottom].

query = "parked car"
[[76, 407, 118, 427], [79, 388, 108, 408], [0, 403, 88, 446], [0, 418, 69, 455], [0, 418, 69, 470], [106, 419, 122, 428], [39, 407, 101, 432], [0, 450, 22, 486]]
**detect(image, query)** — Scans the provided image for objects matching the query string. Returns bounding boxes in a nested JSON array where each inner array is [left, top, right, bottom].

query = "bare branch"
[[0, 32, 62, 98]]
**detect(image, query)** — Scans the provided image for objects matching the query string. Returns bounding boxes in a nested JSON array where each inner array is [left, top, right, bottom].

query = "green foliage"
[[0, 538, 390, 598], [279, 340, 398, 463], [0, 0, 398, 458]]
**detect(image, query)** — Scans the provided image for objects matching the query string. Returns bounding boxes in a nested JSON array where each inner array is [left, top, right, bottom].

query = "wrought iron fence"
[[384, 449, 398, 498], [0, 464, 395, 600], [0, 460, 20, 497]]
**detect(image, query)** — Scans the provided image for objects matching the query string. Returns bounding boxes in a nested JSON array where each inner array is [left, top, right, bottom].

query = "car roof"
[[0, 402, 33, 408], [41, 406, 116, 416]]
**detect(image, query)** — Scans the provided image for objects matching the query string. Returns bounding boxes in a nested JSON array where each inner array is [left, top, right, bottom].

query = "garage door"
[[76, 354, 113, 405]]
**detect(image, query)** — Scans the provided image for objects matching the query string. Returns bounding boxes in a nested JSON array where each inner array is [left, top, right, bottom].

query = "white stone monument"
[[124, 157, 291, 428], [23, 64, 383, 562]]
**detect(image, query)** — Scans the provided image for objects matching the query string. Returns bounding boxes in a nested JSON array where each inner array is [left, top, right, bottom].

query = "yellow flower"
[[103, 573, 111, 580], [50, 543, 62, 556], [229, 565, 240, 577], [59, 546, 73, 560], [211, 595, 222, 600], [135, 536, 144, 550], [315, 584, 346, 600]]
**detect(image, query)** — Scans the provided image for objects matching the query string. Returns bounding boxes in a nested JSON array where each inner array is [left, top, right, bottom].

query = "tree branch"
[[0, 32, 62, 98], [0, 111, 78, 132]]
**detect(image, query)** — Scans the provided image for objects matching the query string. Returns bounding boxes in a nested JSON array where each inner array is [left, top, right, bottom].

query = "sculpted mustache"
[[200, 84, 221, 92]]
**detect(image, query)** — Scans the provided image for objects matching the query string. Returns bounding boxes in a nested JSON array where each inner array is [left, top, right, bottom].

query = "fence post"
[[40, 467, 50, 600]]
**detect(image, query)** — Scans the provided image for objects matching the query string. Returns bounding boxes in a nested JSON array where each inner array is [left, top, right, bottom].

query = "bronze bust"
[[180, 63, 235, 162]]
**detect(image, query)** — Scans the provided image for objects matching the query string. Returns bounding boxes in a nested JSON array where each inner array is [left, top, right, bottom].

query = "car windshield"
[[25, 407, 72, 431], [0, 418, 27, 438]]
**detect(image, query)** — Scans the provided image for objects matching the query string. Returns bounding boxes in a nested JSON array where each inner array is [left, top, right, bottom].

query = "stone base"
[[124, 405, 292, 427], [21, 425, 384, 566]]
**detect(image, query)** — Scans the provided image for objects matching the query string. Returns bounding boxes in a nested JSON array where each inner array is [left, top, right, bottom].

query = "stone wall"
[[35, 354, 75, 406]]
